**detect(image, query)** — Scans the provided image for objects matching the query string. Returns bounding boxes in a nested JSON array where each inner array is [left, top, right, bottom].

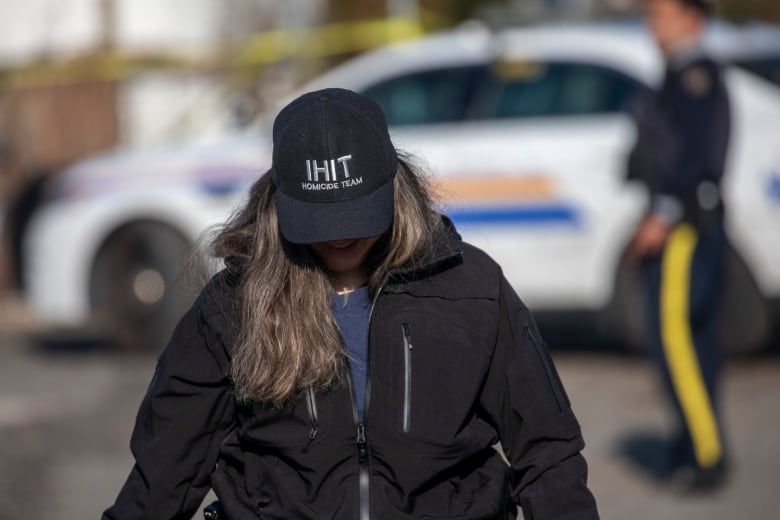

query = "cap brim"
[[276, 180, 395, 244]]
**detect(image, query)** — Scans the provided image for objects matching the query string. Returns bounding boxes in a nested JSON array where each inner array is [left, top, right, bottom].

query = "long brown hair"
[[212, 153, 442, 405]]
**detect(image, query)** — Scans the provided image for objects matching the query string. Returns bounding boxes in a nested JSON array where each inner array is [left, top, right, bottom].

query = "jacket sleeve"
[[479, 275, 599, 519], [103, 299, 237, 520]]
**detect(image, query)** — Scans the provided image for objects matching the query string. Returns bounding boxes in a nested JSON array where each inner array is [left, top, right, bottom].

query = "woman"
[[104, 88, 599, 519]]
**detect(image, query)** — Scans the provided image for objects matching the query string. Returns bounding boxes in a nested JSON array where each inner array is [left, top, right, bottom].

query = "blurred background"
[[0, 0, 779, 518]]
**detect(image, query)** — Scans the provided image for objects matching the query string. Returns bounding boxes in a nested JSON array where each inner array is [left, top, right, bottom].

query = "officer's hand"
[[629, 215, 670, 259]]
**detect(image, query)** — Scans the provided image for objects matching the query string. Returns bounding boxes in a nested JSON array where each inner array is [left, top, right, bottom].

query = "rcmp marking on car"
[[436, 174, 580, 227], [767, 170, 780, 203]]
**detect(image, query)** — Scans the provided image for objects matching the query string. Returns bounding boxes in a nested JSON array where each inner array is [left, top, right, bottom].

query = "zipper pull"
[[356, 423, 367, 460], [402, 322, 413, 350], [302, 425, 318, 453], [302, 387, 319, 453]]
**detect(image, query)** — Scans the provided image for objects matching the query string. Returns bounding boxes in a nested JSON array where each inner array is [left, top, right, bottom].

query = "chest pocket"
[[371, 298, 498, 445]]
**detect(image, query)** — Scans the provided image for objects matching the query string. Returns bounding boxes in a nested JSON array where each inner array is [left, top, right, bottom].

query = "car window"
[[471, 61, 561, 118], [472, 61, 644, 119], [733, 57, 780, 88], [361, 66, 483, 126], [362, 61, 644, 127], [558, 64, 641, 114]]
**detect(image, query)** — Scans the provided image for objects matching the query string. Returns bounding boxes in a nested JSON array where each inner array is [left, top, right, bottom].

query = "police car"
[[23, 21, 780, 352]]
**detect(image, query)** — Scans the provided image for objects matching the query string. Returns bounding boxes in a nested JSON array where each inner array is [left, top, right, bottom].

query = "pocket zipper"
[[402, 322, 413, 433], [526, 328, 567, 413]]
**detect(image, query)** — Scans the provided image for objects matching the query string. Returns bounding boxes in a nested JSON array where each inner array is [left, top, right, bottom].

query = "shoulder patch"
[[682, 66, 711, 97]]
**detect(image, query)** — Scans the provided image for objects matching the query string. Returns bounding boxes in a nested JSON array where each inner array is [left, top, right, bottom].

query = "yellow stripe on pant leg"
[[660, 223, 722, 468]]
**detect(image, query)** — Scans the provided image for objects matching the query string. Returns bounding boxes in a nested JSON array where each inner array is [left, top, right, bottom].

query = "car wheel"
[[603, 245, 771, 356], [717, 245, 771, 356], [600, 255, 646, 353], [89, 222, 200, 352]]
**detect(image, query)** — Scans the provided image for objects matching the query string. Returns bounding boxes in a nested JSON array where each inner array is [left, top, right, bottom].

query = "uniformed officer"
[[626, 0, 730, 492]]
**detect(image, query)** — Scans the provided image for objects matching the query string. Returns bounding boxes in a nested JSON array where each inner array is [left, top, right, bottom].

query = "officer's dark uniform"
[[627, 46, 731, 487]]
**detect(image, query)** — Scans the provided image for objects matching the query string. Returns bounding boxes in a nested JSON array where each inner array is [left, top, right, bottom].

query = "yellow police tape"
[[1, 16, 435, 90], [234, 18, 426, 66], [660, 223, 722, 468]]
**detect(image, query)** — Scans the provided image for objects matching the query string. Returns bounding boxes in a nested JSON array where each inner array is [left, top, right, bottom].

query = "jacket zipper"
[[346, 371, 369, 520], [526, 328, 566, 413], [357, 422, 369, 520], [352, 278, 388, 520], [302, 386, 319, 453], [401, 322, 413, 433]]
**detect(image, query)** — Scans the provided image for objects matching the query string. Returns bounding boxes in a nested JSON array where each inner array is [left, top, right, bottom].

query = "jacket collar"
[[383, 214, 464, 288]]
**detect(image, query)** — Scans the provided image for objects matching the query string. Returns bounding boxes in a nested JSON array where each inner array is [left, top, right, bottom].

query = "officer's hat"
[[680, 0, 714, 15]]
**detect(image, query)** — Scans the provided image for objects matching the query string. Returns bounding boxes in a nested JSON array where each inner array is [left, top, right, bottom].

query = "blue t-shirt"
[[331, 286, 371, 422]]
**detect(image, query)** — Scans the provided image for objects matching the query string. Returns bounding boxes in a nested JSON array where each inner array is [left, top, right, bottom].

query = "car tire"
[[89, 222, 201, 352], [717, 245, 771, 356], [603, 244, 771, 356], [600, 255, 646, 353]]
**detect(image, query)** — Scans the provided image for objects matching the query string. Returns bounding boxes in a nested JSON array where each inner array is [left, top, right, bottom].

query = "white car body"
[[24, 136, 267, 324], [24, 21, 780, 345]]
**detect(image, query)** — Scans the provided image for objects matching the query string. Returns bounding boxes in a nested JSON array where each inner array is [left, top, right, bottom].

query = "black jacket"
[[104, 228, 599, 519]]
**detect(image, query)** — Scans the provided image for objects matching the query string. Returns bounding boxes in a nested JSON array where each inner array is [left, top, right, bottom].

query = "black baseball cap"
[[271, 88, 398, 244]]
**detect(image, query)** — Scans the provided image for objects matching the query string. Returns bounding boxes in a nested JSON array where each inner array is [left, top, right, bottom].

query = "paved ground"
[[0, 331, 778, 519], [560, 353, 780, 519]]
